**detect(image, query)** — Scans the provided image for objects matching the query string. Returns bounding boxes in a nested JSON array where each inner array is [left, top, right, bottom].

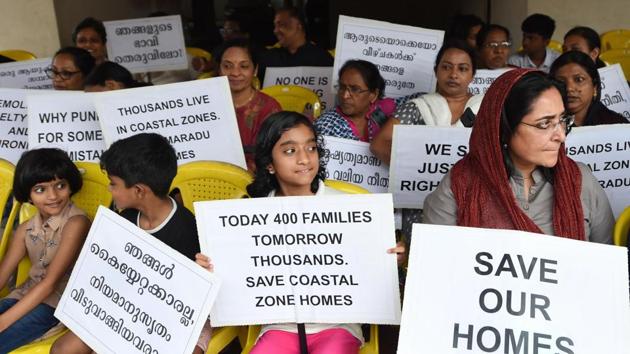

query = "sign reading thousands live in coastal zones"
[[323, 136, 389, 193], [468, 68, 512, 96], [398, 224, 630, 354], [194, 194, 401, 326], [333, 15, 444, 97], [94, 76, 246, 168], [389, 126, 471, 208], [263, 66, 334, 112], [56, 207, 221, 354], [0, 88, 28, 164], [565, 124, 630, 218], [104, 15, 187, 73], [598, 64, 630, 120], [0, 58, 53, 90], [27, 91, 105, 162]]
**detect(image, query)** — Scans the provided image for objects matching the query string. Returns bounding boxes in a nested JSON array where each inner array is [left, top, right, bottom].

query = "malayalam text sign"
[[56, 207, 221, 354], [0, 88, 28, 164], [598, 64, 630, 120], [195, 194, 401, 326], [0, 58, 53, 90], [104, 15, 187, 73], [333, 15, 443, 97], [263, 66, 334, 111], [398, 223, 630, 354], [94, 77, 246, 168], [468, 68, 512, 96]]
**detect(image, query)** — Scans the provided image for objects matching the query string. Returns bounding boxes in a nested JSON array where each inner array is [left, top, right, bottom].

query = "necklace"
[[235, 89, 256, 108]]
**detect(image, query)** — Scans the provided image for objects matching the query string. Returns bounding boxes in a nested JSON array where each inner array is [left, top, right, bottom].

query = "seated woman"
[[476, 24, 513, 69], [72, 17, 107, 65], [562, 26, 606, 68], [45, 47, 95, 91], [550, 51, 628, 126], [315, 59, 395, 141], [371, 40, 483, 165], [84, 61, 147, 92], [215, 38, 281, 171], [424, 69, 614, 243]]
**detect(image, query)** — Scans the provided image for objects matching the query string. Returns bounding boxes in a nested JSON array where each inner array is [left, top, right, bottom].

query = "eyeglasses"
[[335, 84, 370, 96], [519, 114, 575, 135], [483, 41, 512, 50], [44, 66, 82, 80]]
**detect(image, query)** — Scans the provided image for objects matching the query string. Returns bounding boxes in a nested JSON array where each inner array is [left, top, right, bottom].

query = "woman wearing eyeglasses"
[[46, 47, 95, 91], [476, 24, 513, 70], [424, 69, 614, 243], [550, 51, 628, 127], [314, 59, 396, 142]]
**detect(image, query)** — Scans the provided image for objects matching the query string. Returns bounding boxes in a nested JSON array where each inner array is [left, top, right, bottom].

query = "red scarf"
[[450, 68, 585, 240]]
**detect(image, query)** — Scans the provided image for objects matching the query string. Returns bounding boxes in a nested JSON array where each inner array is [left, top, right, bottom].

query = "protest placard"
[[27, 91, 105, 162], [194, 194, 401, 326], [566, 124, 630, 218], [0, 88, 28, 164], [104, 15, 187, 73], [323, 136, 389, 193], [333, 15, 444, 97], [398, 223, 630, 354], [468, 68, 512, 96], [598, 64, 630, 120], [263, 66, 334, 111], [94, 76, 246, 168], [0, 58, 53, 89], [389, 126, 470, 208], [56, 206, 221, 354]]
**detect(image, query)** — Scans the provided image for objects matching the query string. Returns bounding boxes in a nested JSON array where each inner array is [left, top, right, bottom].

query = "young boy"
[[51, 133, 209, 354], [508, 13, 560, 73]]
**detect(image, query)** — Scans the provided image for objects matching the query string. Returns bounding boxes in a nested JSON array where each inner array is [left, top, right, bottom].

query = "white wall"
[[0, 0, 60, 58]]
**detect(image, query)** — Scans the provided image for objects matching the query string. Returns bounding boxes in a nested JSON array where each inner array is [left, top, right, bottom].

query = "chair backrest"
[[599, 49, 630, 80], [0, 49, 37, 61], [600, 29, 630, 51], [186, 47, 212, 61], [324, 179, 369, 194], [170, 161, 253, 214], [614, 206, 630, 247], [548, 40, 563, 53], [260, 85, 322, 118], [0, 159, 14, 218]]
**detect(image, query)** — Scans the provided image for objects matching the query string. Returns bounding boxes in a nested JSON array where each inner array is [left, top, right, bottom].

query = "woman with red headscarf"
[[423, 69, 613, 242]]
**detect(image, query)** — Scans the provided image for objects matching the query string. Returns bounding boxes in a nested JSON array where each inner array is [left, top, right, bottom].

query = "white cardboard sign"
[[94, 77, 246, 168], [398, 223, 630, 354], [55, 207, 221, 354], [565, 124, 630, 218], [104, 15, 188, 73], [598, 64, 630, 120], [194, 194, 401, 326], [0, 58, 53, 90], [323, 136, 389, 193], [333, 15, 444, 97], [0, 88, 29, 164], [27, 92, 105, 162], [468, 68, 512, 96], [389, 125, 471, 208], [263, 66, 334, 111]]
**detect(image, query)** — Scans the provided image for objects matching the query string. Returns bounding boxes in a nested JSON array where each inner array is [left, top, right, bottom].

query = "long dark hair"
[[247, 111, 327, 197]]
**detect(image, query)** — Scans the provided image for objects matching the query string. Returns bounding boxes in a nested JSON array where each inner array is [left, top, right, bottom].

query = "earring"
[[268, 168, 275, 174], [502, 143, 508, 150]]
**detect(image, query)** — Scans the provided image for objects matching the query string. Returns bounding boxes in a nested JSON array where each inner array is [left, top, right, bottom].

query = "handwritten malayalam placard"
[[194, 194, 401, 326], [323, 136, 389, 193], [56, 207, 221, 354], [94, 77, 246, 168], [468, 68, 512, 96], [333, 15, 444, 97], [566, 125, 630, 218], [27, 92, 105, 162], [104, 15, 187, 73], [389, 126, 470, 208], [598, 64, 630, 120], [398, 223, 630, 354], [0, 58, 53, 89], [0, 88, 28, 164], [263, 66, 334, 111]]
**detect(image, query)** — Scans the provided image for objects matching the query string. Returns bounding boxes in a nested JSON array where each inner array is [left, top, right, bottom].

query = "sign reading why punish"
[[27, 91, 105, 162], [194, 194, 401, 326], [104, 15, 187, 73], [0, 58, 53, 90], [398, 224, 630, 354], [0, 88, 28, 164], [94, 76, 246, 168], [55, 207, 221, 354], [333, 15, 444, 97]]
